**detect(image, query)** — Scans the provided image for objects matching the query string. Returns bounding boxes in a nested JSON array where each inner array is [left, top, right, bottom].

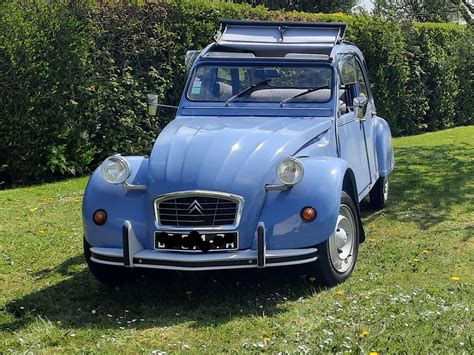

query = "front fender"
[[374, 116, 395, 177], [82, 156, 150, 248], [258, 157, 348, 249]]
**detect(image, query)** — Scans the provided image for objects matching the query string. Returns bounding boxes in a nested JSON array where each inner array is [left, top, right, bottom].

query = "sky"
[[358, 0, 375, 11]]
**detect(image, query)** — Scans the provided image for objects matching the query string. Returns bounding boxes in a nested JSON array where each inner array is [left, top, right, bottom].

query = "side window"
[[336, 54, 357, 114], [238, 68, 250, 91], [355, 61, 368, 99], [215, 68, 233, 99], [188, 67, 237, 101], [188, 66, 211, 100], [337, 54, 357, 85]]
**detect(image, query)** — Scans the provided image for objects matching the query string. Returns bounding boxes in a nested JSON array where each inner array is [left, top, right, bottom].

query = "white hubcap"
[[383, 179, 389, 201], [329, 205, 355, 273]]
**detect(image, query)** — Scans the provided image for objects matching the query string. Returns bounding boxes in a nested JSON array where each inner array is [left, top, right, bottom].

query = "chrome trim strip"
[[133, 251, 318, 267], [90, 246, 319, 271], [265, 184, 290, 191], [337, 117, 358, 127], [91, 250, 318, 271], [90, 257, 123, 266], [122, 181, 147, 191], [153, 190, 244, 231], [91, 257, 318, 271]]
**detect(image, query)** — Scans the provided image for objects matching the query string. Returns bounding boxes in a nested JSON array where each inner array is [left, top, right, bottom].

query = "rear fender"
[[374, 116, 395, 177], [257, 157, 348, 249]]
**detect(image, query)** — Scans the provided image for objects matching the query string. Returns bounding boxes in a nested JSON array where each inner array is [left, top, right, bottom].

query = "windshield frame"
[[184, 60, 335, 106]]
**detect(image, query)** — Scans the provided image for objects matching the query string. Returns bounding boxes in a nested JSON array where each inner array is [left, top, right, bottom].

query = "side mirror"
[[353, 95, 368, 119], [147, 94, 159, 116], [146, 94, 178, 116]]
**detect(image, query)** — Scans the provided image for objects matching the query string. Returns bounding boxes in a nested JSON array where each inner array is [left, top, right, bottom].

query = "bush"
[[0, 0, 471, 185], [82, 2, 175, 166], [0, 1, 95, 182]]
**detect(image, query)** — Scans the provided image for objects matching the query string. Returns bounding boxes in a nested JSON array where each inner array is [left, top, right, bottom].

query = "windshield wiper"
[[279, 85, 330, 107], [225, 79, 271, 106]]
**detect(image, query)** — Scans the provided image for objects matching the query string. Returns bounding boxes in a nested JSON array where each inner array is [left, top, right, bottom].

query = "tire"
[[84, 237, 137, 287], [311, 191, 360, 287], [369, 175, 389, 210]]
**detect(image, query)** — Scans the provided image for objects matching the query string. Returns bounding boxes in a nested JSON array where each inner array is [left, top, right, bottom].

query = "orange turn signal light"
[[301, 206, 317, 222], [93, 209, 107, 226]]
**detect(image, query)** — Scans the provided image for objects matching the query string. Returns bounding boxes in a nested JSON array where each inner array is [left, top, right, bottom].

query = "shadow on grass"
[[4, 140, 472, 334], [3, 255, 321, 332], [362, 142, 473, 235]]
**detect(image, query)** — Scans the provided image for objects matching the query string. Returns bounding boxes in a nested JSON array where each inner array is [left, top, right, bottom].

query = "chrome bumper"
[[89, 220, 318, 271]]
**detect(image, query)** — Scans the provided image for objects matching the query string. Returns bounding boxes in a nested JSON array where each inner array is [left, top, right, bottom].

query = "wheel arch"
[[342, 168, 365, 243], [259, 157, 354, 249], [342, 168, 358, 206], [373, 116, 395, 177], [83, 155, 150, 248]]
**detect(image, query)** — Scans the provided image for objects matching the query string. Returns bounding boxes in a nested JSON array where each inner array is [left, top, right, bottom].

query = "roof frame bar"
[[217, 20, 347, 42]]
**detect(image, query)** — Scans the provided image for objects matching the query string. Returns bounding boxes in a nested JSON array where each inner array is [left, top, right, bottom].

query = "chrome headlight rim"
[[100, 154, 131, 184], [276, 157, 304, 186]]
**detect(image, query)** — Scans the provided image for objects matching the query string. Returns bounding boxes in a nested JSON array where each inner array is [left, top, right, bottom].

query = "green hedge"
[[0, 0, 471, 185]]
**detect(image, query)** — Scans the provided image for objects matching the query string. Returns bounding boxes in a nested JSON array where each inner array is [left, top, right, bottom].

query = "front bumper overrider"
[[89, 221, 318, 271]]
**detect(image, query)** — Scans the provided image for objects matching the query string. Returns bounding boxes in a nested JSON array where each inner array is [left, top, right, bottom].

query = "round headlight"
[[276, 157, 304, 186], [101, 155, 131, 184]]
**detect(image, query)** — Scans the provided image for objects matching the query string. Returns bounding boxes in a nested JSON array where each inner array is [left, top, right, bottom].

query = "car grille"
[[155, 194, 241, 228]]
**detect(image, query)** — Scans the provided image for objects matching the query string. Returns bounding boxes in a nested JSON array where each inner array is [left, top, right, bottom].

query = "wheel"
[[84, 237, 136, 286], [311, 191, 360, 286], [369, 175, 389, 210]]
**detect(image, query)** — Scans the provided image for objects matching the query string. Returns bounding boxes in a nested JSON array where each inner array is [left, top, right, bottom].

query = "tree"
[[232, 0, 357, 13], [448, 0, 473, 25], [373, 0, 471, 23]]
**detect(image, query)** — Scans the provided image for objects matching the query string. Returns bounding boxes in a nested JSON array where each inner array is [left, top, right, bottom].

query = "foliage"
[[0, 1, 95, 182], [233, 0, 357, 13], [451, 0, 474, 25], [1, 127, 473, 352], [0, 0, 471, 184], [81, 2, 176, 165], [373, 0, 464, 23]]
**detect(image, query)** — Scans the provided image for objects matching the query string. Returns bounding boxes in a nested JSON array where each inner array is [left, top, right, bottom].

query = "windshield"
[[187, 63, 333, 104]]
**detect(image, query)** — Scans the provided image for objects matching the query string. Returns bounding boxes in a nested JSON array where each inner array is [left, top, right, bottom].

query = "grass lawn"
[[1, 126, 473, 353]]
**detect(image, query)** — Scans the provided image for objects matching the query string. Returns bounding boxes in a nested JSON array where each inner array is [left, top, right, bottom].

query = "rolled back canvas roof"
[[215, 20, 346, 55]]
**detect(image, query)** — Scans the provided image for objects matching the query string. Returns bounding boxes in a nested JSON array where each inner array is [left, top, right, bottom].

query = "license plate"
[[154, 231, 238, 251]]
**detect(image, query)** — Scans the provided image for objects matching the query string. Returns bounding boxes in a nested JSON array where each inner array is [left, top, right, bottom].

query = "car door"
[[354, 58, 378, 185], [336, 53, 371, 199]]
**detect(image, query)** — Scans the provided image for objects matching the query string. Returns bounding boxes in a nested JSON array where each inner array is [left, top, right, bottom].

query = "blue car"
[[83, 20, 394, 286]]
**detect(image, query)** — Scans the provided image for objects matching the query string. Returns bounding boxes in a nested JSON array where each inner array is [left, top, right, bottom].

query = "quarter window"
[[337, 54, 371, 116], [356, 62, 368, 99], [336, 54, 357, 113], [337, 54, 357, 85]]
